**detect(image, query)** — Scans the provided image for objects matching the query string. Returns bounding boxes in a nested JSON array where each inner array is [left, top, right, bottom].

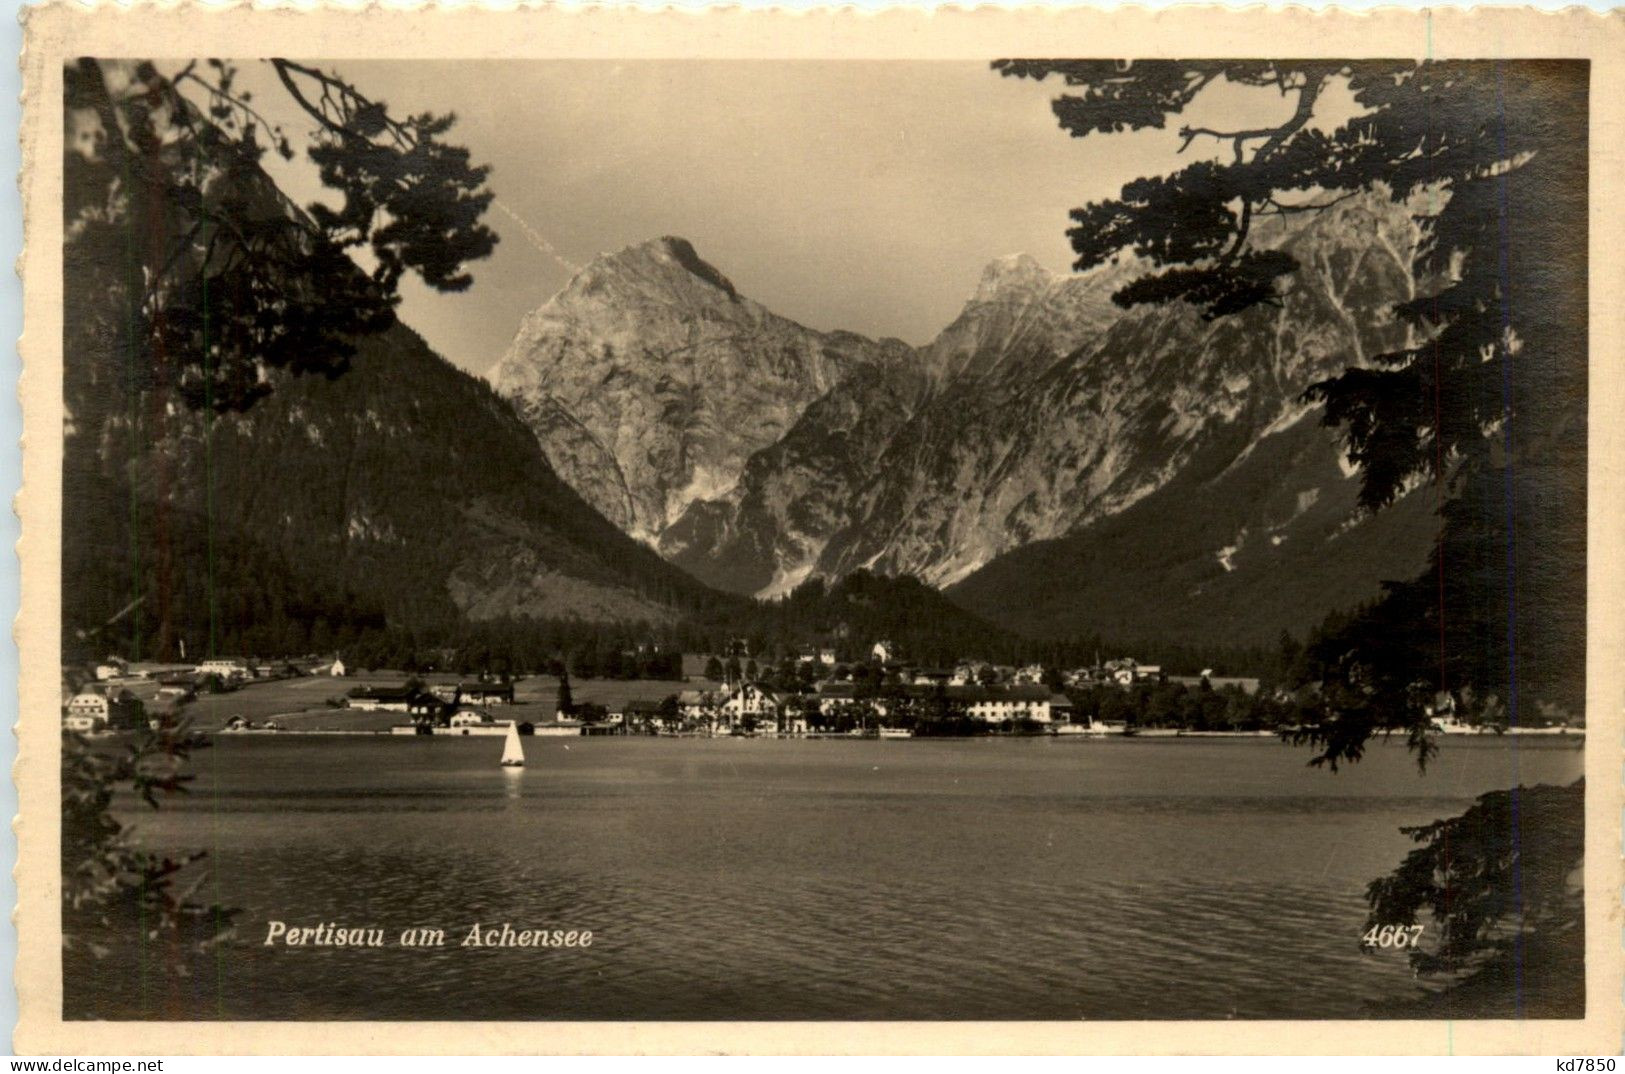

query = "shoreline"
[[192, 726, 1586, 742]]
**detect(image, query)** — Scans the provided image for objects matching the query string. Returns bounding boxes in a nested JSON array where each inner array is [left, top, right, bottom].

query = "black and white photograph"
[[20, 6, 1620, 1050]]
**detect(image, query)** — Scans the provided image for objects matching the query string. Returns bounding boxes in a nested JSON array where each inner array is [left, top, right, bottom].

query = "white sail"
[[500, 721, 525, 767]]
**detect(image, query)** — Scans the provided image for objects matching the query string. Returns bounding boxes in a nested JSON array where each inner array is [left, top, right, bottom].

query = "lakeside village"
[[62, 637, 1580, 741]]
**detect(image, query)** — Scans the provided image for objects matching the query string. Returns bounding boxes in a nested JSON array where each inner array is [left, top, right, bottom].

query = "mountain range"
[[63, 315, 736, 662], [491, 237, 920, 547], [63, 87, 1443, 661], [493, 197, 1441, 647], [61, 121, 733, 662]]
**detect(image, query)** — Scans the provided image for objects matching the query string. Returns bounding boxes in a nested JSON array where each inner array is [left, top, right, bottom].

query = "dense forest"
[[952, 411, 1440, 647], [61, 60, 1422, 691], [61, 319, 738, 666], [64, 545, 1286, 681]]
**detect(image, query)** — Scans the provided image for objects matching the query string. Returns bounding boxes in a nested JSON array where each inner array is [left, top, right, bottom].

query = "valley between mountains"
[[61, 115, 1439, 659], [491, 196, 1440, 648]]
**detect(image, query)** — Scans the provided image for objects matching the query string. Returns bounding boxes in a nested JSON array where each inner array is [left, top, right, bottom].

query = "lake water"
[[105, 734, 1583, 1020]]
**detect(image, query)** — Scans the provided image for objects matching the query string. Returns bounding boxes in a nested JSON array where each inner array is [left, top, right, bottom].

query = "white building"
[[719, 682, 784, 730], [678, 689, 719, 725], [93, 659, 127, 681], [63, 689, 142, 730], [1103, 658, 1163, 685], [65, 691, 111, 724], [195, 658, 250, 681], [965, 686, 1053, 724], [871, 640, 895, 663], [347, 686, 416, 712], [458, 682, 515, 706], [448, 707, 492, 728], [330, 658, 347, 678]]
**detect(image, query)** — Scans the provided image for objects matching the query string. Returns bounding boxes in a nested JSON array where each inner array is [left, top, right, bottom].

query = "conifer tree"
[[996, 58, 1587, 1013], [995, 60, 1586, 765]]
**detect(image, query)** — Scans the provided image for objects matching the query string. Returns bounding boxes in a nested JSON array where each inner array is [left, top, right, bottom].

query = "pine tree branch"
[[1213, 70, 1330, 264], [269, 59, 417, 151], [1176, 125, 1280, 154]]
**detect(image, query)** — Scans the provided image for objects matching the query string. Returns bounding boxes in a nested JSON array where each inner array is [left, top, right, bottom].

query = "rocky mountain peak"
[[581, 235, 742, 301], [539, 236, 743, 313], [492, 237, 907, 542], [653, 236, 740, 299], [494, 192, 1430, 624], [972, 253, 1054, 302], [920, 252, 1121, 385]]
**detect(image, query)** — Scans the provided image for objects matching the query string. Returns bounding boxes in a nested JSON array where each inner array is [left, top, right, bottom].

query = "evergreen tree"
[[996, 57, 1586, 1014], [65, 59, 495, 420], [63, 59, 499, 662], [1362, 780, 1584, 1016], [994, 59, 1586, 765], [62, 724, 240, 1016]]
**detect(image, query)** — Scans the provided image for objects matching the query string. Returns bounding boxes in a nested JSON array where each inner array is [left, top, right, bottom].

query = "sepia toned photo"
[[14, 3, 1625, 1056]]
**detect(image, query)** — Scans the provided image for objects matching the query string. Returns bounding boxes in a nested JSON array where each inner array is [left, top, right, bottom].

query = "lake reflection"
[[105, 735, 1583, 1020]]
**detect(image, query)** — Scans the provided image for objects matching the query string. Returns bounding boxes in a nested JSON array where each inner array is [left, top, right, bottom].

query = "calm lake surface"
[[113, 734, 1582, 1020]]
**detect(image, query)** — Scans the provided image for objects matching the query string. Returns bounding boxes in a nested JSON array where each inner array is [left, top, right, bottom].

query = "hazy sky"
[[234, 60, 1355, 376]]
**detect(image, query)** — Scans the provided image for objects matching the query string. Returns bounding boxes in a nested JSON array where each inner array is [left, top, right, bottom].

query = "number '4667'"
[[1362, 924, 1424, 949]]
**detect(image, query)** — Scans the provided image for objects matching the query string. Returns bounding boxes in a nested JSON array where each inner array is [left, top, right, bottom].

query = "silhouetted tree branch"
[[64, 58, 497, 416]]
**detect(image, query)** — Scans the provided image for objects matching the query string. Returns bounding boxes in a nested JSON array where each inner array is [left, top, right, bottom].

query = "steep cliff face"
[[818, 197, 1424, 586], [946, 410, 1441, 647], [491, 236, 915, 542], [658, 357, 928, 597]]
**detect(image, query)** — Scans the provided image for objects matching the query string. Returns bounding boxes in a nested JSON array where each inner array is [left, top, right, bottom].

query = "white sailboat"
[[500, 720, 526, 767]]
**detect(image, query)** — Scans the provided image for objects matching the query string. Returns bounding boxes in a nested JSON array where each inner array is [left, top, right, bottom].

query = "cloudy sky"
[[233, 60, 1354, 376]]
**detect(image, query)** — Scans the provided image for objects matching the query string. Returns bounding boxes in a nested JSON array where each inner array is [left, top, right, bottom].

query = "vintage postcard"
[[13, 1, 1625, 1055]]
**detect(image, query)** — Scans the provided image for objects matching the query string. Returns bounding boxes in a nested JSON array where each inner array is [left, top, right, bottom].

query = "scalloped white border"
[[14, 3, 1625, 1054]]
